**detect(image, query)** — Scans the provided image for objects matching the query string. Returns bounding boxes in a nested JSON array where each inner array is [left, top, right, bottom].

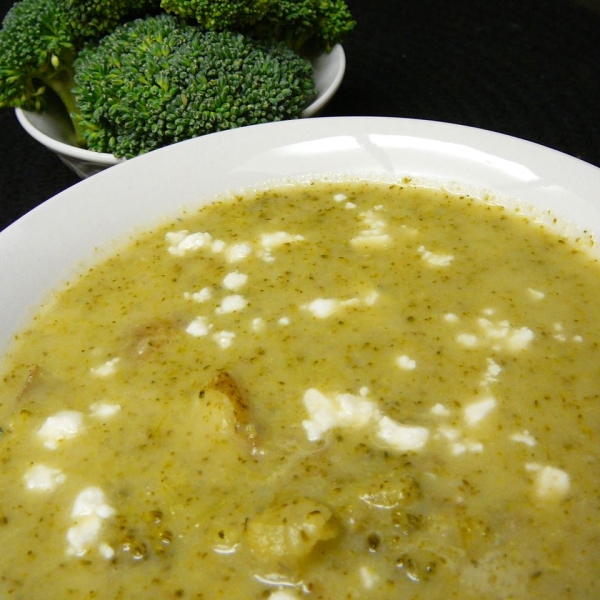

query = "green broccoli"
[[254, 0, 356, 54], [160, 0, 270, 31], [0, 0, 161, 143], [0, 0, 78, 114], [161, 0, 356, 54], [57, 0, 162, 41], [73, 14, 317, 158]]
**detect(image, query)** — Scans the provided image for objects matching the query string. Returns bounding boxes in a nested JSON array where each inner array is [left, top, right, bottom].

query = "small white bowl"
[[15, 44, 346, 178]]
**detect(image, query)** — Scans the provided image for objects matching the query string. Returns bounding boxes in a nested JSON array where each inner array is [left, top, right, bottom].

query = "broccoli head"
[[56, 0, 163, 41], [253, 0, 356, 54], [73, 14, 317, 158], [0, 0, 77, 113], [160, 0, 270, 31], [160, 0, 355, 54]]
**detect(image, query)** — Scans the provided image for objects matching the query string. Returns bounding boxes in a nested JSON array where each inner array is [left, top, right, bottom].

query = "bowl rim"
[[14, 44, 346, 166]]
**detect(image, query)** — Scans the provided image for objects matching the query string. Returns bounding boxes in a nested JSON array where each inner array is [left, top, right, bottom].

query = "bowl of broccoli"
[[1, 0, 353, 178]]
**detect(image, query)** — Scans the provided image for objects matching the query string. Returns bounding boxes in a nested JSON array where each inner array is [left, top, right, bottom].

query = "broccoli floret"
[[0, 0, 162, 144], [254, 0, 356, 54], [57, 0, 162, 41], [161, 0, 355, 54], [73, 14, 316, 158], [0, 0, 78, 114], [160, 0, 270, 31]]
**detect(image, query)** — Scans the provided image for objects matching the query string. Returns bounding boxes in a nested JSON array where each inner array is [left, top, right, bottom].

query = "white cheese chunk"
[[376, 416, 429, 452], [527, 464, 571, 500], [67, 487, 116, 556], [37, 410, 84, 450], [395, 354, 417, 370], [510, 430, 537, 446], [186, 316, 212, 337], [261, 231, 305, 249], [302, 388, 379, 441], [23, 464, 66, 491], [226, 243, 252, 263], [89, 403, 121, 419], [185, 287, 212, 303], [166, 231, 212, 256], [303, 298, 340, 319], [464, 396, 497, 427], [222, 271, 248, 290], [213, 330, 235, 349], [90, 357, 120, 378], [430, 403, 451, 417], [418, 245, 454, 267], [252, 317, 266, 332], [216, 294, 247, 314]]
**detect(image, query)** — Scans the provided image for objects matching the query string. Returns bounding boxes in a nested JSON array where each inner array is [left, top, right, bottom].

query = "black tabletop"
[[1, 0, 599, 232]]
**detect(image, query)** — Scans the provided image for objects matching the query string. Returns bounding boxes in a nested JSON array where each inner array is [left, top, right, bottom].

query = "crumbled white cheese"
[[376, 417, 429, 452], [278, 316, 291, 326], [444, 313, 460, 323], [477, 318, 534, 352], [67, 487, 115, 557], [165, 230, 188, 247], [37, 410, 84, 450], [213, 330, 235, 349], [90, 357, 120, 378], [510, 430, 537, 446], [258, 232, 305, 262], [464, 396, 497, 426], [451, 439, 484, 455], [252, 317, 266, 332], [526, 464, 571, 500], [302, 298, 340, 319], [480, 357, 502, 387], [211, 239, 226, 253], [430, 403, 451, 417], [457, 318, 534, 352], [456, 333, 479, 347], [395, 354, 417, 370], [351, 209, 391, 247], [302, 388, 379, 441], [166, 231, 212, 256], [333, 193, 347, 202], [23, 464, 66, 491], [89, 403, 121, 419], [222, 271, 248, 291], [417, 245, 454, 267], [216, 294, 247, 314], [226, 243, 252, 263], [261, 231, 305, 249], [345, 202, 357, 209], [186, 316, 212, 337], [185, 287, 212, 303]]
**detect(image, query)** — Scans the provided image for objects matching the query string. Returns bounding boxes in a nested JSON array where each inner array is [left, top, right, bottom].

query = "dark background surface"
[[1, 0, 599, 232]]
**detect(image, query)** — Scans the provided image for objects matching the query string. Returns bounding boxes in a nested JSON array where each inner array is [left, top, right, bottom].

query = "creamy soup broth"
[[1, 181, 599, 599]]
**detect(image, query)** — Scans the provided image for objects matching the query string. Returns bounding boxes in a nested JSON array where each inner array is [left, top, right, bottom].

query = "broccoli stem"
[[43, 65, 86, 147]]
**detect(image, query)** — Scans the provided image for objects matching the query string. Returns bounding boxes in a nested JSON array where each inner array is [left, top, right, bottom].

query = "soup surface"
[[1, 181, 599, 599]]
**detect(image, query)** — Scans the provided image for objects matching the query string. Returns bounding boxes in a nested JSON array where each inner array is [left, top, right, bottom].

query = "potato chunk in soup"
[[1, 181, 599, 599]]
